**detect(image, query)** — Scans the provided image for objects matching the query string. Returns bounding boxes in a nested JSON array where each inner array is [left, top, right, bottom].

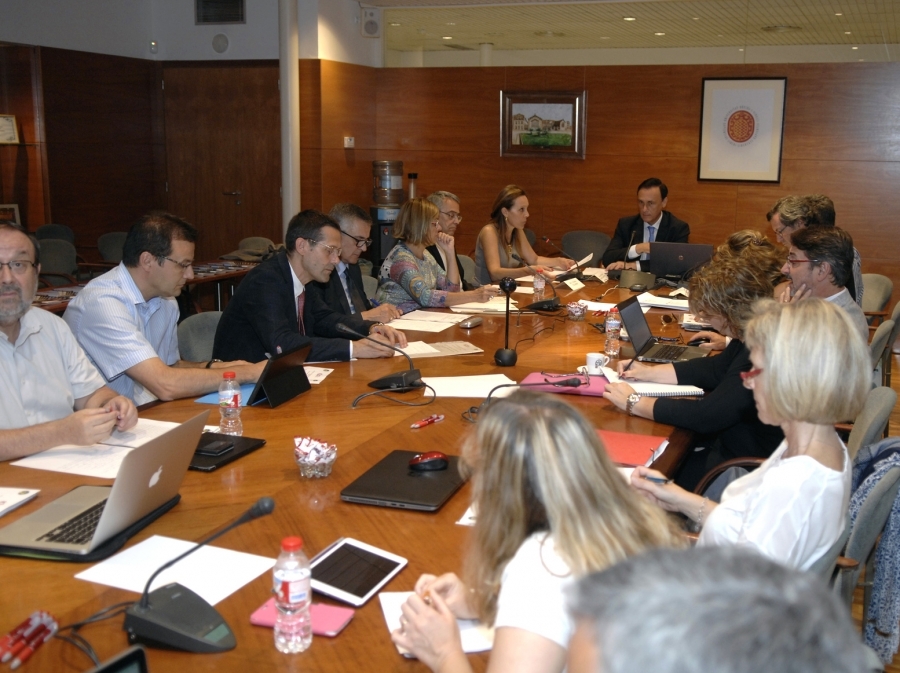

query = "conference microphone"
[[511, 253, 560, 311], [335, 323, 424, 390], [495, 277, 518, 367], [123, 497, 275, 653], [540, 236, 583, 282]]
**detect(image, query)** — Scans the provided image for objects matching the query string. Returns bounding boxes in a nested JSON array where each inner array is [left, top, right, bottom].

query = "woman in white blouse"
[[632, 298, 871, 570], [391, 390, 681, 673]]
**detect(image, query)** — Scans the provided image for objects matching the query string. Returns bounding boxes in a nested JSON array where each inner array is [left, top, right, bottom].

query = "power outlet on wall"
[[343, 136, 355, 148]]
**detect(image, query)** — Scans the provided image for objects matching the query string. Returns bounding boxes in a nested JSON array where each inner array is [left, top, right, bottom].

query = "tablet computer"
[[310, 537, 407, 607], [246, 343, 313, 408]]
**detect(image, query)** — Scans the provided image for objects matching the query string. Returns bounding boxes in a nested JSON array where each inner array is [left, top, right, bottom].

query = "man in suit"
[[307, 203, 400, 323], [213, 210, 406, 364], [426, 191, 472, 289], [602, 178, 690, 270]]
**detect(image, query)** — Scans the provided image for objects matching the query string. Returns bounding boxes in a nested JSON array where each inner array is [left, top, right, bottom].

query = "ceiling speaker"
[[361, 8, 381, 38]]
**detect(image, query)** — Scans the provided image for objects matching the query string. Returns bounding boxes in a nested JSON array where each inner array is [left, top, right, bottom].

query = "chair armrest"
[[836, 555, 859, 570], [693, 457, 765, 495]]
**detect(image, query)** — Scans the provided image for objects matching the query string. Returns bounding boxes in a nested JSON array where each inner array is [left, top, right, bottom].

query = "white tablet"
[[310, 537, 407, 607]]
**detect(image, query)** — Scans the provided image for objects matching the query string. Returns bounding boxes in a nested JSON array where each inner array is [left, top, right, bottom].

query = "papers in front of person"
[[681, 313, 713, 331], [449, 297, 515, 313], [582, 267, 608, 281], [635, 291, 689, 311], [421, 374, 517, 398], [601, 367, 704, 398], [379, 592, 494, 657], [75, 535, 275, 606], [457, 505, 477, 527], [395, 341, 484, 358], [11, 418, 181, 479], [0, 488, 40, 518], [390, 310, 468, 333], [396, 341, 441, 357]]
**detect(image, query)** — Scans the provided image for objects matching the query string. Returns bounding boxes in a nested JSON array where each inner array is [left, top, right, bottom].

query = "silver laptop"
[[0, 412, 208, 555], [617, 295, 709, 364]]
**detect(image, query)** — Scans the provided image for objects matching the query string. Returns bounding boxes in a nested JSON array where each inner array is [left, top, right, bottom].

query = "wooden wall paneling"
[[163, 62, 281, 260], [41, 48, 161, 251], [503, 65, 587, 92], [299, 59, 323, 211]]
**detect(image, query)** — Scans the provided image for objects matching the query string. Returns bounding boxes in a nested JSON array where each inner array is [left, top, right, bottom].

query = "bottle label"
[[275, 577, 310, 604], [219, 392, 240, 408]]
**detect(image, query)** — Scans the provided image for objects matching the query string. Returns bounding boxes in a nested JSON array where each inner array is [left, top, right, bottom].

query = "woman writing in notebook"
[[390, 390, 680, 673], [603, 257, 784, 491], [631, 299, 870, 570]]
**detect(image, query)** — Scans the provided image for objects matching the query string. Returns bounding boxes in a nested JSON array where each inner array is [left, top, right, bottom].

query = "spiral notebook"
[[601, 367, 703, 398]]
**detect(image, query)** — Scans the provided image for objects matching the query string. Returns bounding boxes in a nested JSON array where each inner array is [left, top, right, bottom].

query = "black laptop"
[[341, 451, 466, 512], [617, 295, 709, 364], [648, 242, 714, 280]]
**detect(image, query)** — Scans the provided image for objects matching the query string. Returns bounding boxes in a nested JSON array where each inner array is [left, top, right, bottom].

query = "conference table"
[[0, 280, 695, 672]]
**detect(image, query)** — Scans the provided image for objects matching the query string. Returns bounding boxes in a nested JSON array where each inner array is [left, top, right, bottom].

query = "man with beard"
[[0, 222, 137, 460]]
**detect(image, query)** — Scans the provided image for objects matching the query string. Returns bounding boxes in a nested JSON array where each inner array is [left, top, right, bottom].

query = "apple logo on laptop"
[[148, 466, 163, 488]]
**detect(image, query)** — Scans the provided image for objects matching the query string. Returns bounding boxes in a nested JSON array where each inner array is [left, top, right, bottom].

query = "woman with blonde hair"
[[473, 185, 572, 285], [632, 298, 870, 570], [376, 197, 493, 312], [391, 390, 681, 673]]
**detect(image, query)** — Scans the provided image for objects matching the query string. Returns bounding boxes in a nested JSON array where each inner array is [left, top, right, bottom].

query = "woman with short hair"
[[391, 390, 681, 673], [376, 197, 493, 313], [632, 299, 870, 570]]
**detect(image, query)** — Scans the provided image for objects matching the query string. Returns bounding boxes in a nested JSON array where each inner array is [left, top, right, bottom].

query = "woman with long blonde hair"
[[391, 390, 681, 673]]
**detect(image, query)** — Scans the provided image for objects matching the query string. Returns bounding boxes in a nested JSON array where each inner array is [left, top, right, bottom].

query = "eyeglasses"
[[160, 256, 193, 270], [0, 260, 36, 275], [740, 367, 763, 387], [341, 230, 372, 249], [785, 256, 819, 267], [306, 239, 342, 258], [440, 210, 462, 222]]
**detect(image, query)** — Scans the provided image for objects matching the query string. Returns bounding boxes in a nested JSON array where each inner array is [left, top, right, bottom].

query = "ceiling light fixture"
[[845, 31, 851, 34], [624, 17, 636, 21], [852, 46, 858, 49], [693, 17, 700, 20], [389, 22, 400, 27], [442, 36, 453, 40], [654, 32, 665, 36], [761, 25, 801, 33], [835, 12, 843, 16]]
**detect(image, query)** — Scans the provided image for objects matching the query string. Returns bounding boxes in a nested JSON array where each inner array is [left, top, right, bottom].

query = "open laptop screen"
[[616, 295, 654, 356]]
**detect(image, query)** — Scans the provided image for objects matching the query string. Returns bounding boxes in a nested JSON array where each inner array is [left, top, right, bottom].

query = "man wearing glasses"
[[213, 210, 405, 364], [0, 222, 137, 460], [305, 203, 401, 323], [426, 191, 472, 289], [778, 226, 868, 345], [65, 212, 264, 405]]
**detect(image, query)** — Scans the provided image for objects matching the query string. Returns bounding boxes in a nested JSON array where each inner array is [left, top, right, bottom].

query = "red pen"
[[1, 615, 48, 663], [10, 620, 57, 670], [0, 612, 42, 659], [411, 414, 444, 429]]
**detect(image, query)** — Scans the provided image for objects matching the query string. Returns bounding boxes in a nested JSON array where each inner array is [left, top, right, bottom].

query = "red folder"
[[596, 429, 668, 467]]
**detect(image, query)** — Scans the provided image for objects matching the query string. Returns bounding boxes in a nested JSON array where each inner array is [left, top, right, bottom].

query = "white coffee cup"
[[584, 352, 610, 375]]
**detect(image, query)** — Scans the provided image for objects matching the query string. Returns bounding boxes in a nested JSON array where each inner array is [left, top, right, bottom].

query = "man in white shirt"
[[0, 223, 137, 460], [779, 226, 869, 345], [64, 212, 264, 405]]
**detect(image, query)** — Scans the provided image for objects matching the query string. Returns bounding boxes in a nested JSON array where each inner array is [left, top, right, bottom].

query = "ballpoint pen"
[[411, 414, 444, 429]]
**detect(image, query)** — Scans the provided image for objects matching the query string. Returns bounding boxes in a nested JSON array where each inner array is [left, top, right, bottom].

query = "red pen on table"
[[411, 414, 444, 429], [10, 619, 57, 670], [1, 615, 49, 663], [0, 612, 42, 660]]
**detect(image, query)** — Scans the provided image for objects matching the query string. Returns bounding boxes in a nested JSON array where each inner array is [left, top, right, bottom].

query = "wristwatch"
[[626, 392, 641, 416]]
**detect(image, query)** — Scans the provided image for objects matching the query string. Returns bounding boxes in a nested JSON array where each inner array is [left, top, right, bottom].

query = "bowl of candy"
[[294, 437, 337, 478]]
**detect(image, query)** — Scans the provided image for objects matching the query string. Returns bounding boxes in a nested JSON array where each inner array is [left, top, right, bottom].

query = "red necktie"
[[297, 292, 306, 335]]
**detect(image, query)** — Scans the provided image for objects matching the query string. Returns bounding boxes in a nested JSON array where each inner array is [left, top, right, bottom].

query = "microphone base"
[[494, 348, 517, 367], [524, 298, 560, 311], [123, 583, 235, 653], [553, 270, 583, 283], [368, 369, 424, 390]]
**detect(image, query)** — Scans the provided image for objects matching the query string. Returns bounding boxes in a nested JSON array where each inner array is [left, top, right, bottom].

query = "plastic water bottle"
[[273, 536, 312, 654], [218, 371, 243, 436], [605, 307, 621, 358]]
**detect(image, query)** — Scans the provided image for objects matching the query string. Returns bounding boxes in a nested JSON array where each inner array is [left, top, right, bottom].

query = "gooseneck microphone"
[[123, 497, 275, 653], [335, 323, 423, 390], [541, 236, 583, 282], [511, 253, 560, 311], [494, 277, 518, 367]]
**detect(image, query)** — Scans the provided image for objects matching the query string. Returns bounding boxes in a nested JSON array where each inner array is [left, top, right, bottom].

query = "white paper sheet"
[[12, 442, 134, 479], [304, 366, 334, 384], [379, 592, 494, 656], [636, 291, 689, 310], [421, 374, 517, 398], [577, 299, 615, 312], [100, 418, 178, 448], [397, 310, 467, 324], [396, 341, 441, 356], [456, 505, 477, 527], [449, 297, 515, 313], [76, 535, 275, 606], [390, 320, 456, 333]]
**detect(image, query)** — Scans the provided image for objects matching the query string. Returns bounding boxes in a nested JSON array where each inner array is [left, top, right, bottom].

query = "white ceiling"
[[366, 0, 898, 53]]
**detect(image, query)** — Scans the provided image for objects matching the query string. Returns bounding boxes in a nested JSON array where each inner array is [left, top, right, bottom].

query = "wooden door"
[[163, 62, 282, 261]]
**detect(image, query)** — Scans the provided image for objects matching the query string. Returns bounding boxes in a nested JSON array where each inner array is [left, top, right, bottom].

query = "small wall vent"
[[196, 0, 245, 25]]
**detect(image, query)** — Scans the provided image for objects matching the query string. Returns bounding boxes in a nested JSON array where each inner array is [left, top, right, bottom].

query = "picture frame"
[[698, 78, 787, 182], [0, 115, 20, 144], [500, 90, 587, 159], [0, 204, 20, 225]]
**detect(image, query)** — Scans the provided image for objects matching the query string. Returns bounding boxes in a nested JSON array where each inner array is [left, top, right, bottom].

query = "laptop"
[[246, 343, 312, 407], [647, 242, 714, 280], [0, 412, 208, 555], [616, 295, 709, 364], [341, 450, 466, 512]]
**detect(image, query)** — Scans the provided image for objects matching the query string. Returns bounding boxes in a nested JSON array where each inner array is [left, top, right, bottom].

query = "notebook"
[[616, 295, 708, 364], [340, 450, 466, 512], [601, 367, 704, 398], [246, 343, 312, 407], [648, 242, 714, 280], [0, 412, 208, 555]]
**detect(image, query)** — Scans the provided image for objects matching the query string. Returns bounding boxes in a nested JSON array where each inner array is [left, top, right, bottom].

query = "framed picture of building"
[[698, 78, 787, 182], [0, 204, 20, 225], [0, 116, 20, 144], [500, 90, 587, 159]]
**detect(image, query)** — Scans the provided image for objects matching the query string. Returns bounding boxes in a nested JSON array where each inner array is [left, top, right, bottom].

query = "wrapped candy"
[[294, 436, 337, 478]]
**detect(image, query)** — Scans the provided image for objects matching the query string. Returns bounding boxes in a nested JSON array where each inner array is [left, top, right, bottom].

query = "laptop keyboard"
[[650, 344, 687, 361], [38, 499, 107, 545]]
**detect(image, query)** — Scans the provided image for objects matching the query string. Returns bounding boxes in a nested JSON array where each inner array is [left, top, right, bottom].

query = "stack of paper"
[[449, 297, 516, 313], [636, 292, 689, 311], [390, 311, 467, 333], [379, 592, 493, 656]]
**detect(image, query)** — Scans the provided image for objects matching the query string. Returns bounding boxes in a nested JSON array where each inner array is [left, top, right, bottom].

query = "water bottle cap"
[[609, 307, 618, 314], [281, 536, 303, 552], [223, 371, 236, 379]]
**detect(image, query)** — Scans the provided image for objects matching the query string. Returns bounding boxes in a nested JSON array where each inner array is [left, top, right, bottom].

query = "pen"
[[411, 414, 444, 429], [1, 615, 48, 663], [0, 612, 42, 659], [10, 620, 57, 671], [621, 358, 635, 374]]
